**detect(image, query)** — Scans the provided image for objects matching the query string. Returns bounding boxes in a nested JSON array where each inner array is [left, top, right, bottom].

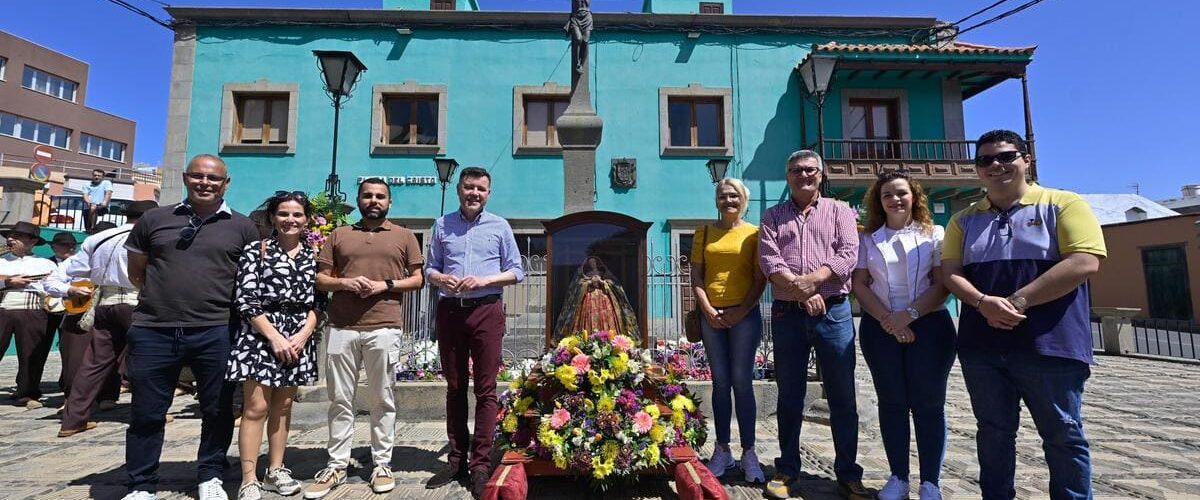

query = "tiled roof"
[[813, 41, 1036, 56]]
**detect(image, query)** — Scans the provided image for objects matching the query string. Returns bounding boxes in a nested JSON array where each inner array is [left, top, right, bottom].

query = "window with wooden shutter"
[[667, 97, 724, 148], [430, 0, 455, 10], [383, 94, 440, 145], [234, 93, 289, 145], [699, 2, 724, 14]]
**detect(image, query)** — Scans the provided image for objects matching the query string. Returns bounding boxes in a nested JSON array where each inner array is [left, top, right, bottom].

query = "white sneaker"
[[121, 492, 156, 500], [705, 445, 735, 476], [918, 481, 943, 500], [264, 466, 302, 496], [199, 477, 229, 500], [878, 475, 911, 500], [236, 482, 262, 500], [740, 448, 766, 483]]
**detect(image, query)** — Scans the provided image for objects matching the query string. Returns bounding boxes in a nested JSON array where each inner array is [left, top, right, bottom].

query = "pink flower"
[[550, 408, 571, 429], [571, 353, 591, 374], [612, 335, 632, 352], [633, 411, 653, 433], [315, 215, 327, 225]]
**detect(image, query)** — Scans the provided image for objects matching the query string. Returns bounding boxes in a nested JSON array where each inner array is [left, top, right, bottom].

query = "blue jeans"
[[700, 304, 762, 449], [126, 325, 235, 492], [771, 299, 863, 481], [859, 309, 956, 484], [959, 349, 1092, 500]]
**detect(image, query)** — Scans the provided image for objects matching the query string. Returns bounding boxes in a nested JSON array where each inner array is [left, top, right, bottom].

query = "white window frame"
[[659, 83, 733, 157], [0, 56, 7, 81], [220, 82, 299, 154], [0, 111, 71, 149], [21, 66, 78, 102], [371, 81, 448, 155], [512, 82, 570, 155], [79, 133, 127, 163]]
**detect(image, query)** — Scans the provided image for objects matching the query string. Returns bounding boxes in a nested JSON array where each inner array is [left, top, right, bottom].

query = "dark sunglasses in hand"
[[179, 215, 204, 241], [974, 150, 1024, 167]]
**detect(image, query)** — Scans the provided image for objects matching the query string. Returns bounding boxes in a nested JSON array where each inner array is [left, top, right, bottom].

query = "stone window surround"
[[512, 82, 570, 156], [371, 81, 449, 156], [838, 88, 912, 145], [219, 81, 299, 154], [659, 83, 734, 157], [667, 218, 709, 262]]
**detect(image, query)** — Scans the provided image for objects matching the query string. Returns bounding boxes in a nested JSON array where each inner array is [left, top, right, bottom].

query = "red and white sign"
[[33, 145, 54, 163]]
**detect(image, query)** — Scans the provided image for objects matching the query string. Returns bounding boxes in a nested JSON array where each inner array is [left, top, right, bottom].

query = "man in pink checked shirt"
[[759, 150, 872, 500]]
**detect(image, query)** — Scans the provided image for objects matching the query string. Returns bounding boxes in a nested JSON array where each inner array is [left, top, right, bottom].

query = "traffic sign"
[[33, 145, 54, 164], [29, 163, 51, 183]]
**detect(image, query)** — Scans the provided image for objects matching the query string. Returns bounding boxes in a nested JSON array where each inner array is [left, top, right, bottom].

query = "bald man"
[[121, 154, 260, 500]]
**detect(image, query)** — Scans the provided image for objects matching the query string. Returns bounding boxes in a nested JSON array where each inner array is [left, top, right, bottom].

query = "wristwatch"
[[385, 279, 395, 291], [1007, 294, 1028, 313], [906, 307, 921, 320]]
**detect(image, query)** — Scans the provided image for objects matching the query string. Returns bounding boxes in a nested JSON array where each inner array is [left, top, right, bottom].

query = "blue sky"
[[2, 0, 1195, 200]]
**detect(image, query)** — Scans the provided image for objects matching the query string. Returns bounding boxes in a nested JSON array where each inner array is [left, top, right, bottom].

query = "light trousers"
[[324, 326, 400, 469]]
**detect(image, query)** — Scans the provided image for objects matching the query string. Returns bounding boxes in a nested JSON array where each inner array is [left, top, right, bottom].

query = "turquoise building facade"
[[163, 1, 1035, 263]]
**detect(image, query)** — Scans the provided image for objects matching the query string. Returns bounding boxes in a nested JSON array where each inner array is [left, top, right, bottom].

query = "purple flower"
[[554, 348, 571, 364], [662, 384, 683, 398]]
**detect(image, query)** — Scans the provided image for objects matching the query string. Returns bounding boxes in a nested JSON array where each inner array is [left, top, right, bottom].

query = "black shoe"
[[425, 464, 467, 489], [836, 480, 875, 500], [469, 468, 490, 499]]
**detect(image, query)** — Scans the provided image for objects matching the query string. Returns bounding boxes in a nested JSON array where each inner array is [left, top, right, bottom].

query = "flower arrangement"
[[304, 191, 351, 250], [495, 330, 707, 489]]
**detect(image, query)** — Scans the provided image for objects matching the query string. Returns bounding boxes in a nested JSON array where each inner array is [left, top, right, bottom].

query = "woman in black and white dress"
[[227, 191, 320, 500]]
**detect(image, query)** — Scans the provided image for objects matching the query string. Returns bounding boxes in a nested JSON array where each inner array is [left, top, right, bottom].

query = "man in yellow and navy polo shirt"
[[942, 129, 1105, 500]]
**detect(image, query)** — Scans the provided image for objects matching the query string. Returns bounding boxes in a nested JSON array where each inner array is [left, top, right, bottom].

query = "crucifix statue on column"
[[557, 0, 602, 214]]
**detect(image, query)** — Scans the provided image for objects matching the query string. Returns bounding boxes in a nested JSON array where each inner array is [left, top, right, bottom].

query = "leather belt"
[[775, 294, 848, 308], [441, 294, 501, 309]]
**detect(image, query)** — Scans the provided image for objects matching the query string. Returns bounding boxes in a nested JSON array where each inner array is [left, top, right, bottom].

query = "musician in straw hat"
[[0, 221, 58, 409]]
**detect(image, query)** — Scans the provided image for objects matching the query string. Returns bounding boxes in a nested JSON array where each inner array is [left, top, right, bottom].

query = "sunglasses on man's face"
[[974, 150, 1024, 167], [179, 215, 204, 241]]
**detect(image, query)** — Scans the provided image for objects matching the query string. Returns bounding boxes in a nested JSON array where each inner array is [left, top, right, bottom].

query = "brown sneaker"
[[57, 422, 98, 437], [369, 466, 395, 494], [837, 480, 875, 500], [17, 397, 43, 409], [302, 467, 345, 499]]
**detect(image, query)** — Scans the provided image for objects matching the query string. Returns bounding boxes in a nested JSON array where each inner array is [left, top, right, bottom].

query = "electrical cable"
[[101, 0, 173, 29]]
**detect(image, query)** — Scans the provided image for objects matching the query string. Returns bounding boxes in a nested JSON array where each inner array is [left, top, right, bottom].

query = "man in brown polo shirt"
[[304, 178, 424, 499]]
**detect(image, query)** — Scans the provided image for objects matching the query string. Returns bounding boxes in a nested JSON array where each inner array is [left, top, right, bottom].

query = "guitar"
[[43, 279, 94, 315]]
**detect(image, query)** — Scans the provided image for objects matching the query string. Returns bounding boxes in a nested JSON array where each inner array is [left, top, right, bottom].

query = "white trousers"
[[324, 326, 400, 469]]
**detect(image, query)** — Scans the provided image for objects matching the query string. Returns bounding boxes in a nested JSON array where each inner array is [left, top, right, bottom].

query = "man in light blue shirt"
[[424, 166, 524, 498], [83, 169, 113, 231]]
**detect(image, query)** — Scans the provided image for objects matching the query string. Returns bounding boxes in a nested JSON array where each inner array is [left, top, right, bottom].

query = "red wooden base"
[[482, 446, 699, 500]]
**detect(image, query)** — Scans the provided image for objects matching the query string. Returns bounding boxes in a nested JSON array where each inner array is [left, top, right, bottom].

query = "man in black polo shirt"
[[122, 154, 259, 500]]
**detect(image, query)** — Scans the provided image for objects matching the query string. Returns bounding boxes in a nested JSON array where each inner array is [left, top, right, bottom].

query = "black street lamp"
[[314, 50, 367, 207], [434, 158, 459, 215], [797, 51, 837, 158], [706, 158, 730, 184]]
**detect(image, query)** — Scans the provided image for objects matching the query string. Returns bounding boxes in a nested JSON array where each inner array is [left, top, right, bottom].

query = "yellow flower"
[[502, 413, 518, 433], [514, 396, 534, 414], [572, 427, 583, 437], [649, 424, 666, 444], [553, 454, 569, 469], [645, 444, 661, 465], [673, 411, 686, 428], [584, 399, 595, 412], [645, 405, 661, 420], [508, 379, 521, 392], [558, 335, 580, 350], [588, 371, 605, 391], [538, 422, 561, 447], [597, 395, 615, 412], [592, 457, 615, 479], [554, 365, 579, 390], [600, 368, 612, 381], [611, 352, 629, 375], [602, 441, 620, 460], [670, 395, 696, 413]]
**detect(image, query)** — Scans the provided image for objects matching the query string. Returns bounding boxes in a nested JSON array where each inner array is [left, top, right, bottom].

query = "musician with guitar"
[[45, 200, 157, 437], [0, 221, 58, 409]]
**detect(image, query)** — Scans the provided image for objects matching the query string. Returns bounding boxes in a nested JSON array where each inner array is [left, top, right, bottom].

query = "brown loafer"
[[837, 480, 876, 500], [57, 422, 98, 437]]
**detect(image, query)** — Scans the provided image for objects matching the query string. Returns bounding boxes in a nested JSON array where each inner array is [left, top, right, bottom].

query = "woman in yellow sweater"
[[690, 177, 768, 483]]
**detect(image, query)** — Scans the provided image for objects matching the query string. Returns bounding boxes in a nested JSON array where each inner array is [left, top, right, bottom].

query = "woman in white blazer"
[[851, 171, 955, 500]]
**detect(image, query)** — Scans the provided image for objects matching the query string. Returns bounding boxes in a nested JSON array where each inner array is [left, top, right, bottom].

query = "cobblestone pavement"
[[1, 351, 1198, 499]]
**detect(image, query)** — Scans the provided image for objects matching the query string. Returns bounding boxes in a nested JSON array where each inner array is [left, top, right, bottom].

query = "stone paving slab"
[[2, 350, 1199, 499]]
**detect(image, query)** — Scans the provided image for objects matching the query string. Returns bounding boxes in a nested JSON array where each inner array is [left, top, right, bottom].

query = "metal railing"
[[0, 152, 162, 185], [41, 194, 133, 232], [818, 139, 976, 162], [395, 254, 814, 381], [1132, 317, 1200, 360]]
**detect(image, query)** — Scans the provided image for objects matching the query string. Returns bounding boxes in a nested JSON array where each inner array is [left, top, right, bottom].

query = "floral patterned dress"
[[226, 239, 321, 387]]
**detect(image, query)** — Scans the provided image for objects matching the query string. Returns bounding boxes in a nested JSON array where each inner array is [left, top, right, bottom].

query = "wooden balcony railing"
[[819, 139, 976, 162]]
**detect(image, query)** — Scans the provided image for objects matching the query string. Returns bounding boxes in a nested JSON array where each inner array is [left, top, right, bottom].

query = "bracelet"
[[974, 294, 987, 308]]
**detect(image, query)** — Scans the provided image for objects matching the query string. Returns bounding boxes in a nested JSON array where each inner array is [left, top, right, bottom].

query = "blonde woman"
[[851, 171, 954, 500], [690, 177, 768, 483]]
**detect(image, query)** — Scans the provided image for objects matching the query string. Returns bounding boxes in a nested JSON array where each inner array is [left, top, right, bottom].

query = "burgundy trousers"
[[0, 308, 51, 400], [61, 304, 132, 431], [436, 298, 504, 473]]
